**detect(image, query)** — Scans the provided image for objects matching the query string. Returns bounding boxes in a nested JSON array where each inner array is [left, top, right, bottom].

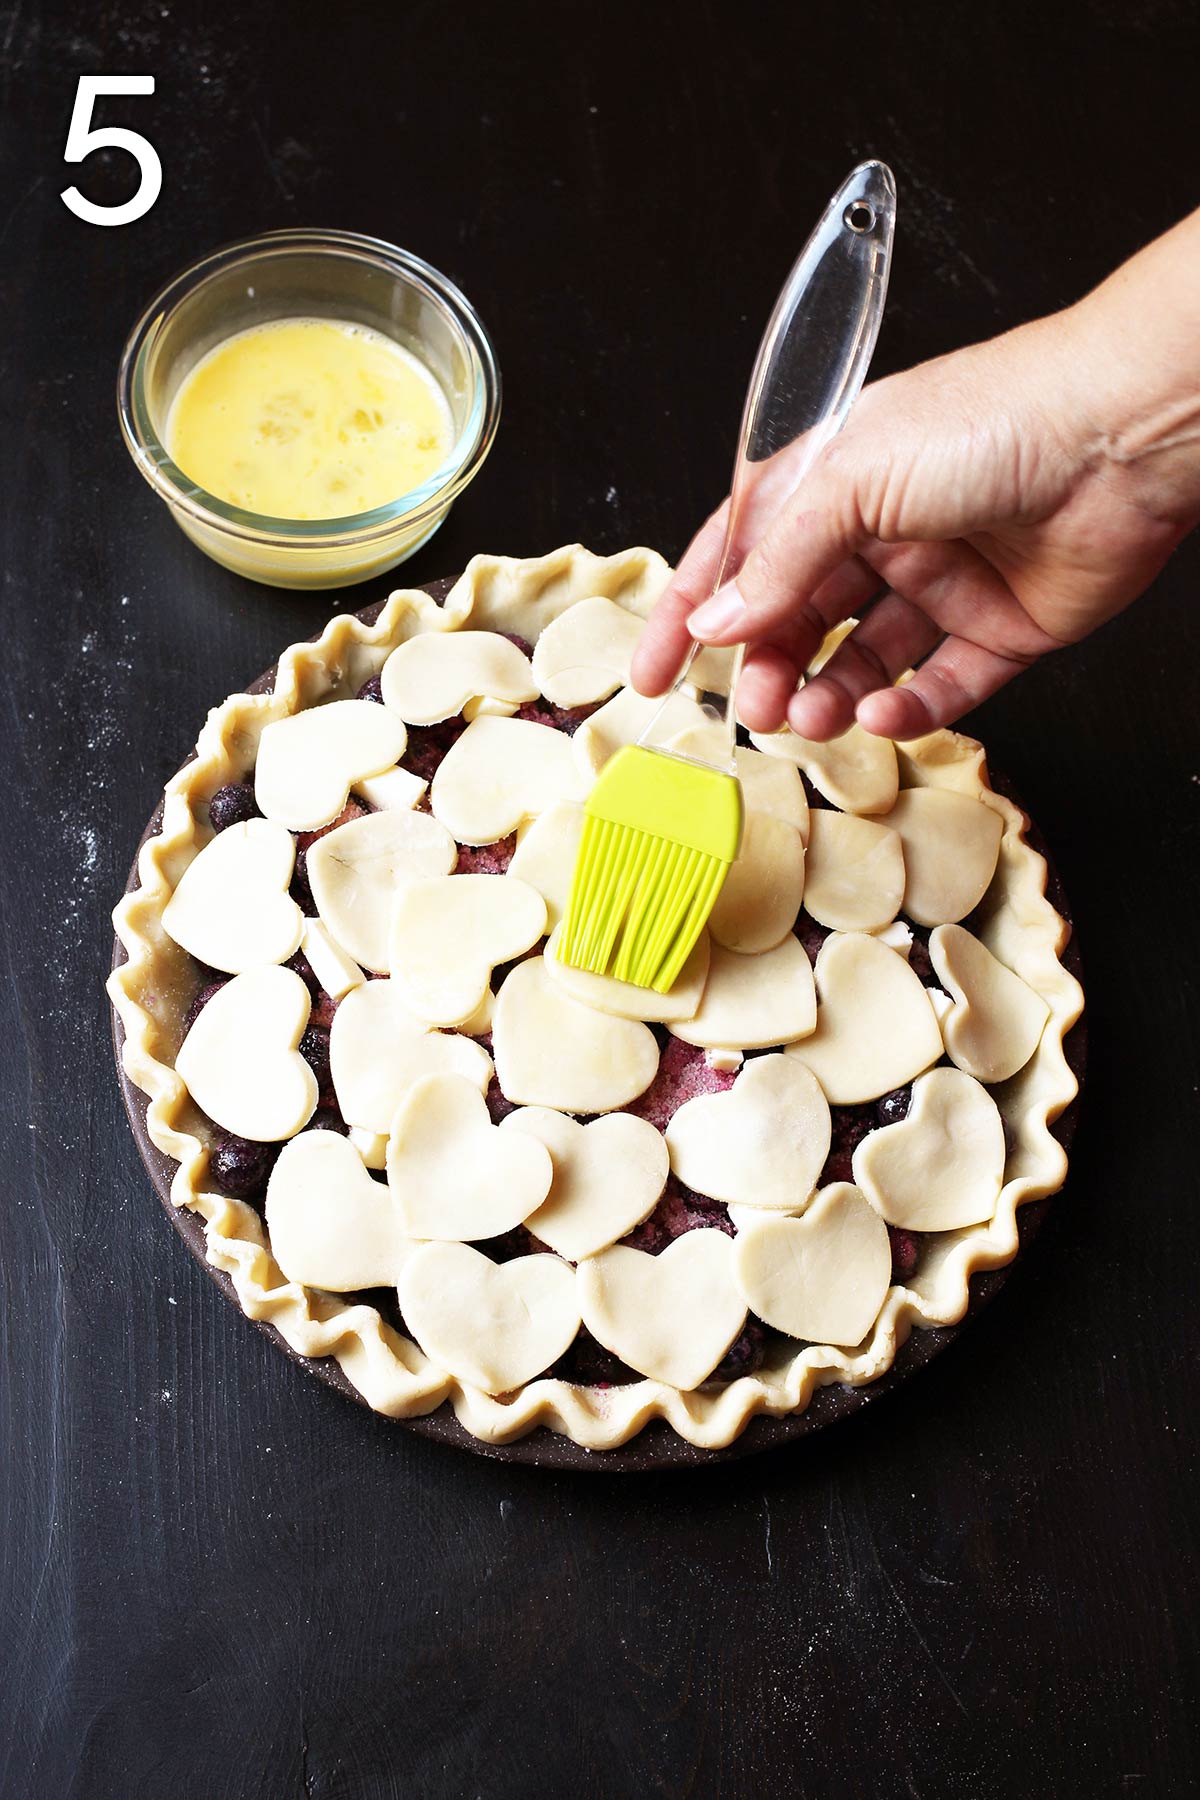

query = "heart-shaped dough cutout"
[[300, 917, 365, 1002], [163, 819, 303, 974], [354, 764, 427, 812], [492, 957, 660, 1113], [749, 720, 898, 815], [389, 874, 547, 1027], [349, 1126, 389, 1170], [802, 809, 905, 933], [430, 716, 588, 845], [572, 685, 711, 780], [670, 937, 816, 1049], [785, 931, 942, 1103], [177, 965, 317, 1141], [308, 808, 457, 972], [502, 1107, 669, 1259], [852, 1066, 1005, 1230], [329, 978, 493, 1134], [506, 800, 585, 932], [577, 1231, 747, 1389], [734, 1183, 891, 1347], [399, 1242, 581, 1394], [665, 1053, 830, 1211], [532, 595, 734, 708], [380, 629, 538, 725], [265, 1129, 408, 1289], [457, 987, 495, 1036], [668, 725, 810, 837], [928, 923, 1050, 1082], [255, 699, 407, 831], [386, 1073, 553, 1241], [708, 812, 805, 954], [544, 922, 709, 1022], [879, 788, 1004, 926]]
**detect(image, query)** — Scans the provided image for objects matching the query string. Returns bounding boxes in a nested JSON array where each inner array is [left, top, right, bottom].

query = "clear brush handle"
[[656, 160, 896, 755]]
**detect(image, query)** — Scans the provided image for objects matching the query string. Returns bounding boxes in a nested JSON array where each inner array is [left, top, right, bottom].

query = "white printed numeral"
[[61, 76, 162, 226]]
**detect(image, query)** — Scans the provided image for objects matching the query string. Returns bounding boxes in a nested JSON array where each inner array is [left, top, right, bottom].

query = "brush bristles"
[[559, 816, 729, 992]]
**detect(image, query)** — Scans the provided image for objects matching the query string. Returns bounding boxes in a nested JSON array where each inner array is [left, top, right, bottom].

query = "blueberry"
[[210, 1133, 279, 1199], [182, 980, 228, 1036], [357, 674, 384, 704], [299, 1025, 332, 1089], [209, 783, 260, 833], [876, 1086, 911, 1127], [307, 1107, 348, 1135]]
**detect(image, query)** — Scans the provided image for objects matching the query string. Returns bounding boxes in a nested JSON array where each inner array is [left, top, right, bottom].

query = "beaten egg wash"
[[164, 318, 453, 520]]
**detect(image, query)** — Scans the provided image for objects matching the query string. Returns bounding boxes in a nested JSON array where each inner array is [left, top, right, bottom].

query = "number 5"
[[61, 76, 162, 226]]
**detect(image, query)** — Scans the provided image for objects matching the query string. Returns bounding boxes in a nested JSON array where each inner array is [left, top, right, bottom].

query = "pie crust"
[[109, 543, 1083, 1451]]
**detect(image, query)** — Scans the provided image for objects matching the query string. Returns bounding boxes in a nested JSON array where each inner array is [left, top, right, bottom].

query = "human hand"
[[631, 210, 1200, 740]]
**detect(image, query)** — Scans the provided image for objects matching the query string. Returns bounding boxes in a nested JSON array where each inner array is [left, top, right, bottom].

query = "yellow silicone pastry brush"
[[558, 161, 896, 992]]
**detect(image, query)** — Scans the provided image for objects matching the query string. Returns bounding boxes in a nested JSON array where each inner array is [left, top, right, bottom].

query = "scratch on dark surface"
[[251, 115, 293, 202], [300, 1712, 314, 1797], [0, 0, 25, 66], [761, 1495, 773, 1577], [876, 1548, 969, 1720], [0, 174, 44, 250]]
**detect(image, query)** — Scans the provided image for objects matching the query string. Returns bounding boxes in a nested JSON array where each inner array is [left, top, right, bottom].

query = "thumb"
[[684, 438, 871, 648]]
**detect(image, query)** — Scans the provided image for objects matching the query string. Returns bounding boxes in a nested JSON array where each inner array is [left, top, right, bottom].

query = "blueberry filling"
[[403, 718, 467, 785], [290, 851, 317, 916], [182, 978, 228, 1037], [299, 1024, 332, 1090], [713, 1318, 768, 1381], [620, 1174, 735, 1253], [484, 1072, 518, 1126], [284, 949, 321, 995], [888, 1227, 921, 1285]]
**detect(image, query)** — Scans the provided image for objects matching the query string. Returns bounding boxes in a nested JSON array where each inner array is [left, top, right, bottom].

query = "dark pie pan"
[[110, 579, 1085, 1473]]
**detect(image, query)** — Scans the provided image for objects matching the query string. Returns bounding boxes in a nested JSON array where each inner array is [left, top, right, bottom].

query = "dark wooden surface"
[[1, 2, 1197, 1794]]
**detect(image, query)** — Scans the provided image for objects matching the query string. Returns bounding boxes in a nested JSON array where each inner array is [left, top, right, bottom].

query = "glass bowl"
[[117, 229, 501, 589]]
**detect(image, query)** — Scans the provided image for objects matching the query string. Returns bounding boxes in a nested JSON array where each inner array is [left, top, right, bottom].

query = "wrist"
[[1061, 210, 1200, 527]]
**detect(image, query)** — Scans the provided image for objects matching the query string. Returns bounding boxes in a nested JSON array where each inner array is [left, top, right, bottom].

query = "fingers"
[[856, 636, 1038, 737], [686, 445, 868, 648], [786, 594, 941, 740], [735, 644, 801, 732], [733, 557, 883, 733], [632, 431, 869, 697], [630, 504, 731, 695]]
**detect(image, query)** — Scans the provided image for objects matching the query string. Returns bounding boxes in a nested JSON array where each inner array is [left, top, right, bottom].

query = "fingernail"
[[688, 583, 747, 641]]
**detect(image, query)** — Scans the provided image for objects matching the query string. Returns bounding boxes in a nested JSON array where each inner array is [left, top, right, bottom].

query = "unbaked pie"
[[109, 544, 1084, 1450]]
